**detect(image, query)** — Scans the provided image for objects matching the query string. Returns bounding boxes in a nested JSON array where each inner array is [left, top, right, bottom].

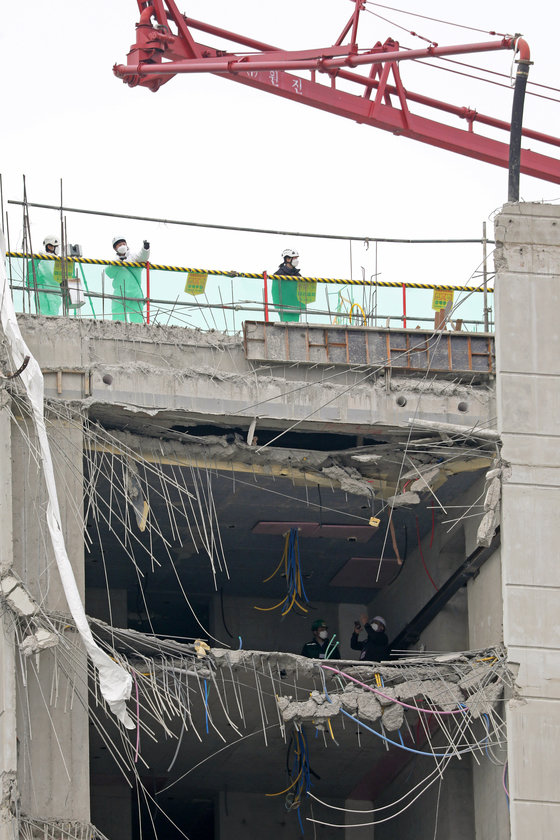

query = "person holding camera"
[[351, 614, 390, 662]]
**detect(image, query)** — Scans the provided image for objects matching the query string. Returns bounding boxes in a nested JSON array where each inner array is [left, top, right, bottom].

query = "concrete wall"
[[467, 548, 502, 650], [494, 202, 560, 838], [15, 316, 495, 437], [212, 594, 357, 659], [374, 757, 474, 840], [0, 395, 17, 840], [366, 476, 488, 654], [11, 413, 90, 822]]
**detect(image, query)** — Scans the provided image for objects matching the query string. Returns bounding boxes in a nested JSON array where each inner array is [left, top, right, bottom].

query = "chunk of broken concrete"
[[20, 628, 59, 657], [387, 491, 420, 507], [1, 576, 37, 617]]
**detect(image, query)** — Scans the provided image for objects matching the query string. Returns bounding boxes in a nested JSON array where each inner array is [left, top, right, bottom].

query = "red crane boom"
[[114, 0, 560, 184]]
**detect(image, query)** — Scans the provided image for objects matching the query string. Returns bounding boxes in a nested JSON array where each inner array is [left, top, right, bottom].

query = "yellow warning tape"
[[7, 252, 494, 292]]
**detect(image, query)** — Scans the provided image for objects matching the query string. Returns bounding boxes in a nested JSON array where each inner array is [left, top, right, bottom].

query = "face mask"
[[116, 245, 127, 256], [318, 630, 328, 640], [292, 258, 299, 268]]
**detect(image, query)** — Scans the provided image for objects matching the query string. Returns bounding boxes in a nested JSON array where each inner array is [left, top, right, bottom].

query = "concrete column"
[[0, 393, 17, 840], [12, 413, 90, 822], [494, 202, 560, 837]]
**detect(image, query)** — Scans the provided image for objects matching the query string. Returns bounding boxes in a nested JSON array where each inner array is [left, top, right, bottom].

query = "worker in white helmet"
[[26, 235, 63, 316], [351, 615, 390, 662], [271, 247, 304, 323], [104, 237, 150, 323]]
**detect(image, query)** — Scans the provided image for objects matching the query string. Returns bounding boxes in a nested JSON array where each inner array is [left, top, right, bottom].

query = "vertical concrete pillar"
[[11, 412, 90, 822], [0, 394, 17, 840], [494, 202, 560, 837]]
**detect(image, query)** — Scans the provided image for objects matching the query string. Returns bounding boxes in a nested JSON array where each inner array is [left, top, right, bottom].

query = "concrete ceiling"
[[83, 426, 490, 836], [84, 450, 486, 619]]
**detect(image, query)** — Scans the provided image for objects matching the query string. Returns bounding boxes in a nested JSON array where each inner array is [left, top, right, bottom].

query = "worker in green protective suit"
[[271, 248, 305, 323], [104, 236, 150, 323], [27, 235, 63, 316]]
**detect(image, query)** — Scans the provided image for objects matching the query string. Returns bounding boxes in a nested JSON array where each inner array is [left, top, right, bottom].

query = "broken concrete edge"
[[0, 573, 38, 618], [408, 417, 500, 442], [70, 614, 510, 679], [13, 312, 244, 349], [267, 665, 505, 728], [476, 457, 510, 548], [83, 619, 511, 715], [76, 417, 491, 502], [0, 572, 62, 655]]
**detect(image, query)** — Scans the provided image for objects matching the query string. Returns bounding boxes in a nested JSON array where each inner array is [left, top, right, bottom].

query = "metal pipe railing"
[[7, 282, 494, 334]]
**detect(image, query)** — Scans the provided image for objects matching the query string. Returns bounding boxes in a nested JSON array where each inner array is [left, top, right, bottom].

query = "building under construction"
[[0, 199, 558, 840], [2, 1, 560, 838]]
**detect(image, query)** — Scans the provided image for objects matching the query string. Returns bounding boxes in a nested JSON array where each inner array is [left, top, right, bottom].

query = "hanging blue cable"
[[255, 527, 310, 615]]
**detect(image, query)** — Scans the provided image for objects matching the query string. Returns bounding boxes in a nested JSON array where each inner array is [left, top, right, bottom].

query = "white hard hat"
[[112, 236, 127, 247], [372, 616, 386, 627], [282, 248, 299, 259], [43, 235, 60, 249]]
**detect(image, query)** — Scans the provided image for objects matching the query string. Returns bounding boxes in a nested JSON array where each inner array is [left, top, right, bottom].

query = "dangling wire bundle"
[[267, 725, 312, 833], [255, 528, 310, 615]]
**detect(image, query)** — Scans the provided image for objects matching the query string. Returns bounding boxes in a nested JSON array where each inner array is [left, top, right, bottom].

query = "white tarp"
[[0, 234, 133, 728]]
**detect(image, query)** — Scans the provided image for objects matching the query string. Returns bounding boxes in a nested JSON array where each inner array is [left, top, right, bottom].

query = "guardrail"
[[6, 253, 494, 333]]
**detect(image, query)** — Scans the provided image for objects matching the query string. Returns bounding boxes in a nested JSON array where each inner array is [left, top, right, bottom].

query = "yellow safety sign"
[[53, 259, 74, 284], [432, 287, 455, 310], [185, 271, 208, 296], [296, 280, 317, 304]]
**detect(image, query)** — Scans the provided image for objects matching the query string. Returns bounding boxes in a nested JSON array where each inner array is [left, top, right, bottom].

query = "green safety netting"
[[6, 257, 489, 331]]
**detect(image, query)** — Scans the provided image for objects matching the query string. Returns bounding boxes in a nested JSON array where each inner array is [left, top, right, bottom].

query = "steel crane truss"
[[114, 1, 560, 183]]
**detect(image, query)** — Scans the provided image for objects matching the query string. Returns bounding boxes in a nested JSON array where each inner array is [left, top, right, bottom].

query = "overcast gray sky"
[[3, 0, 559, 323]]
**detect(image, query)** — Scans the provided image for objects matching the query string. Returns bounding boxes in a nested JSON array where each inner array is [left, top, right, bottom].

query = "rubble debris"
[[477, 460, 505, 547], [341, 686, 382, 721], [381, 700, 404, 731], [276, 691, 341, 723], [387, 491, 420, 507], [407, 418, 500, 442], [19, 628, 59, 657], [124, 460, 149, 531], [0, 575, 38, 617], [458, 661, 496, 691], [394, 678, 463, 711], [320, 465, 373, 497], [351, 454, 383, 464], [410, 467, 442, 492], [465, 682, 503, 718], [34, 616, 512, 821]]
